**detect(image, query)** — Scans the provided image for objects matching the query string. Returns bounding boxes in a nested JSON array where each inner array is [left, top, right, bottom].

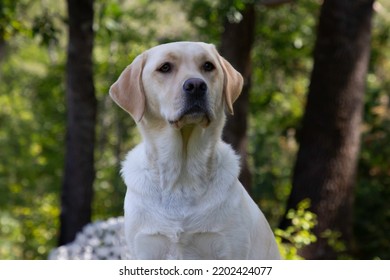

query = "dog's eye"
[[158, 62, 172, 73], [203, 61, 215, 72]]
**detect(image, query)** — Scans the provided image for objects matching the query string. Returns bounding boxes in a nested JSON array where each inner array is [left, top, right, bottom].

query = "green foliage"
[[274, 200, 350, 260], [250, 0, 319, 224], [0, 41, 65, 258], [353, 0, 390, 260], [274, 199, 317, 260], [0, 0, 24, 40], [320, 229, 347, 257], [32, 10, 61, 46], [178, 0, 255, 43]]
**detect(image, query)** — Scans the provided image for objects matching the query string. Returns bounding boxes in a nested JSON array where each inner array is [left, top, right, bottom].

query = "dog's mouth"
[[169, 104, 211, 129]]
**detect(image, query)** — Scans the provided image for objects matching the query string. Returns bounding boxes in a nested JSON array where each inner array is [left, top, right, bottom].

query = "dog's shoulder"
[[120, 143, 153, 194], [121, 143, 145, 172], [215, 141, 240, 181]]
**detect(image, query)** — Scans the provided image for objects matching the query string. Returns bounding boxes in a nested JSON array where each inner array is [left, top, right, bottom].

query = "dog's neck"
[[137, 114, 225, 191]]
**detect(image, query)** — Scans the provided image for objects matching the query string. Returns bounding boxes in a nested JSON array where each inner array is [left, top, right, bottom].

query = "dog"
[[109, 41, 280, 259]]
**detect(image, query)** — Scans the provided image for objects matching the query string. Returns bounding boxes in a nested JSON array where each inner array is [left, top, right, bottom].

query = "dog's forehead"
[[146, 42, 217, 63]]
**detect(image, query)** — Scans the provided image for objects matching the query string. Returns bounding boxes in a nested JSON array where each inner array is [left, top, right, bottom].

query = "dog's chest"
[[129, 192, 234, 259], [133, 229, 230, 259], [123, 142, 244, 259]]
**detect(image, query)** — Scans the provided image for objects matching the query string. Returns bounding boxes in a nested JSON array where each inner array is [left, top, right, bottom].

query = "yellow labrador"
[[110, 42, 280, 259]]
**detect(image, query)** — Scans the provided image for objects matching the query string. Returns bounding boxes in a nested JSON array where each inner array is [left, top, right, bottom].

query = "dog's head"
[[109, 42, 243, 129]]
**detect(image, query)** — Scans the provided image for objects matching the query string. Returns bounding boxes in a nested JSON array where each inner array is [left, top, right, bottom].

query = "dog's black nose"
[[183, 78, 207, 96]]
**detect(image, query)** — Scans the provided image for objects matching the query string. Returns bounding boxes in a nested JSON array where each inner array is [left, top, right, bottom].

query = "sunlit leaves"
[[274, 199, 317, 259]]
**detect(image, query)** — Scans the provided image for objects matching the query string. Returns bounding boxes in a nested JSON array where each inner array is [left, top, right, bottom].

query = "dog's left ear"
[[218, 55, 244, 115], [109, 54, 146, 122]]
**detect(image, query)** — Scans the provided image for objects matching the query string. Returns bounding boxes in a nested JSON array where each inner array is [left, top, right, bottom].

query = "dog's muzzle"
[[169, 78, 212, 129]]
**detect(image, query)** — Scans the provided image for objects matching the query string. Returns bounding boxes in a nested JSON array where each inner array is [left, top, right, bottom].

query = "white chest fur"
[[121, 141, 255, 259]]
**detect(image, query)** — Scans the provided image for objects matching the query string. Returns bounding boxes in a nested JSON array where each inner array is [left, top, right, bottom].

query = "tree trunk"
[[59, 0, 96, 245], [220, 4, 256, 193], [280, 0, 374, 259]]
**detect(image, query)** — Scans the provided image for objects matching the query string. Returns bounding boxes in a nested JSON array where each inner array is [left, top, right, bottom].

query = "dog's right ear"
[[109, 54, 146, 122]]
